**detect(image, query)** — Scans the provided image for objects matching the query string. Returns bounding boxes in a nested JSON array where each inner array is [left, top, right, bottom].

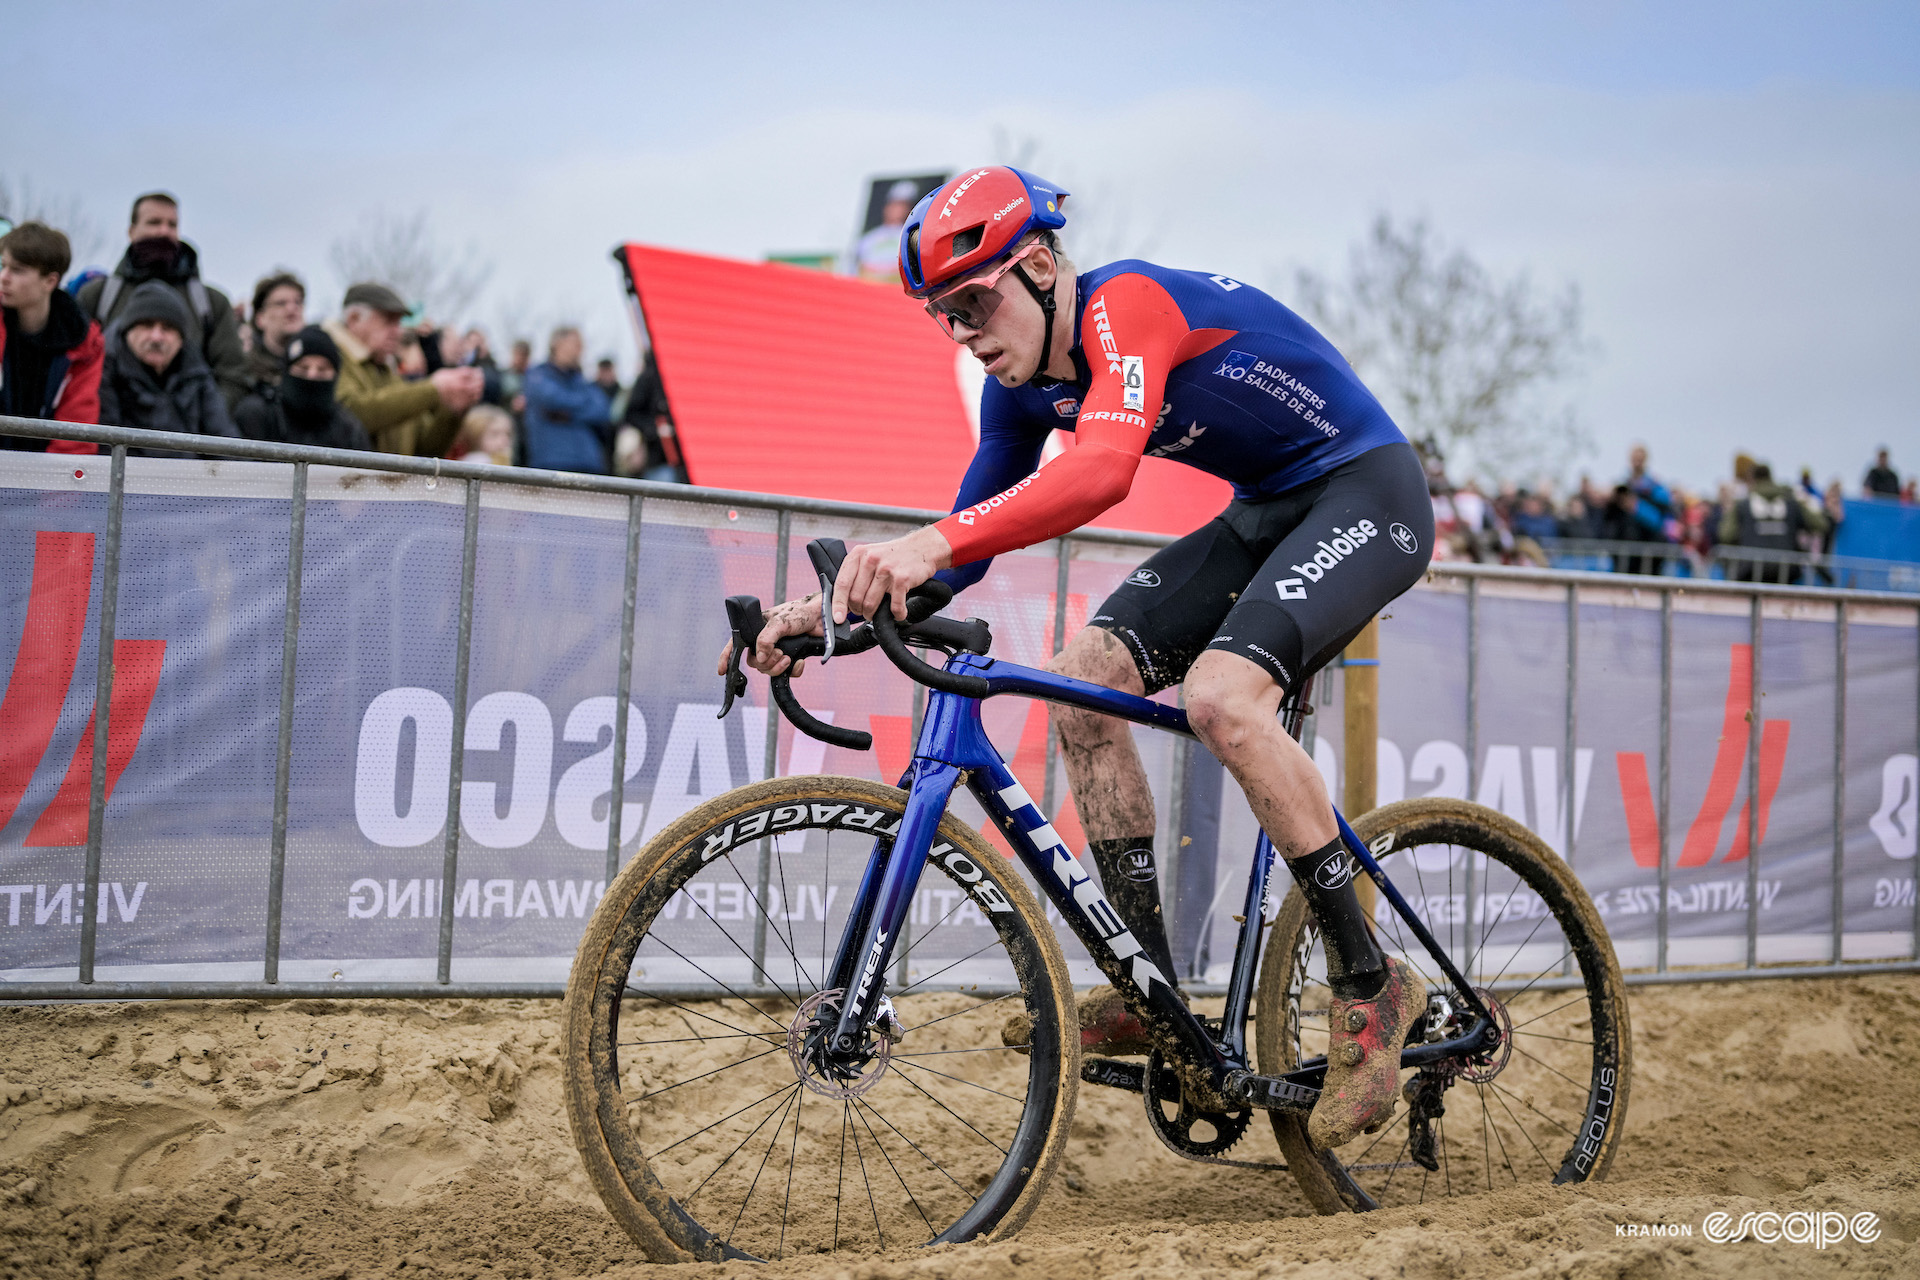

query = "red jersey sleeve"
[[936, 273, 1189, 565]]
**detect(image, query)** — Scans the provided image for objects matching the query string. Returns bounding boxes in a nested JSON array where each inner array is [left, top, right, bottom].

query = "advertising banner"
[[1, 455, 1914, 986]]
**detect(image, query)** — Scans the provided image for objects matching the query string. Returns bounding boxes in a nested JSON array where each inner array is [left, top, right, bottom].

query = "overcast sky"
[[4, 1, 1915, 491]]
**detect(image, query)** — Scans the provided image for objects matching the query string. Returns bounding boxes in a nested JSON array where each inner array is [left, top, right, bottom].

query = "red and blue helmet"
[[899, 166, 1069, 299]]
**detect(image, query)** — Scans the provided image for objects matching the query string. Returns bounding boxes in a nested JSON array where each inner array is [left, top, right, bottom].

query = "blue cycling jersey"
[[938, 259, 1407, 590]]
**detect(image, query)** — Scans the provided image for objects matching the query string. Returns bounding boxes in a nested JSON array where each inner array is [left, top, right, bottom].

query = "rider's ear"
[[1026, 242, 1057, 291]]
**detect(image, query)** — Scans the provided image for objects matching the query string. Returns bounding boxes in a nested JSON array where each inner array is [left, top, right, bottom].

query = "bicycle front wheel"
[[1256, 797, 1631, 1212], [564, 776, 1079, 1262]]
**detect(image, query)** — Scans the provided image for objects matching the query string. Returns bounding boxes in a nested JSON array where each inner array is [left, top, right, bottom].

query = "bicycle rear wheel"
[[564, 776, 1079, 1262], [1256, 797, 1631, 1212]]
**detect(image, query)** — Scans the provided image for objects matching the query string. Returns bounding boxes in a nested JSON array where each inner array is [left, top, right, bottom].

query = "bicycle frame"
[[818, 648, 1496, 1102]]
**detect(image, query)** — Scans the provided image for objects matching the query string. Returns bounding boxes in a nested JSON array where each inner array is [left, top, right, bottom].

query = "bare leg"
[[1047, 626, 1155, 841], [1181, 649, 1336, 857]]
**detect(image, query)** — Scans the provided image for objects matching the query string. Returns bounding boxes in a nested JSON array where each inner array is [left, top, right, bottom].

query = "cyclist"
[[725, 166, 1435, 1150]]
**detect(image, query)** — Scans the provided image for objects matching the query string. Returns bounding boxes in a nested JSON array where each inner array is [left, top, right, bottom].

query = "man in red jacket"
[[0, 221, 102, 453]]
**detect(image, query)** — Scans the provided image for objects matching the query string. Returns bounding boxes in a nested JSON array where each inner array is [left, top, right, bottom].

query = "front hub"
[[788, 989, 892, 1099]]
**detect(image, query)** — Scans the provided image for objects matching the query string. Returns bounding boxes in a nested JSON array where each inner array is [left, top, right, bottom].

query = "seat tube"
[[829, 758, 960, 1048]]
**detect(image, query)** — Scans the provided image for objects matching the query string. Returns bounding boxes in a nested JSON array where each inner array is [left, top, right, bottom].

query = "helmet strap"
[[1013, 261, 1061, 387]]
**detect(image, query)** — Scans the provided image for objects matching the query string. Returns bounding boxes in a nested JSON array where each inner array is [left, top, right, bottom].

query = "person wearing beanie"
[[76, 191, 249, 408], [233, 324, 371, 451], [97, 280, 241, 457]]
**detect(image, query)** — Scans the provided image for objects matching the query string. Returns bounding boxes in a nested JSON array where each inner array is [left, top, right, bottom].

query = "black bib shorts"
[[1089, 442, 1434, 694]]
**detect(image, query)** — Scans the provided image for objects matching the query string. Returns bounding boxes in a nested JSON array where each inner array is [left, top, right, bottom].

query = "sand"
[[2, 974, 1916, 1279]]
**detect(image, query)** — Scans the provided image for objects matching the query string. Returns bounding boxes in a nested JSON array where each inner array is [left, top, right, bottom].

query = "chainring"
[[1143, 1050, 1253, 1160]]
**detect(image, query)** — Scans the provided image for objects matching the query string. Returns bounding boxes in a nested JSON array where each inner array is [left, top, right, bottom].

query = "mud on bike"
[[563, 538, 1631, 1262]]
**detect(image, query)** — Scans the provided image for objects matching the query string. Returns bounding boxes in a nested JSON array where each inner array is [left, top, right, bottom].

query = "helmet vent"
[[950, 225, 984, 258]]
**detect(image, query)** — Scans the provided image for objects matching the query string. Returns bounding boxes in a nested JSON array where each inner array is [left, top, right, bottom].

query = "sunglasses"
[[923, 242, 1045, 339]]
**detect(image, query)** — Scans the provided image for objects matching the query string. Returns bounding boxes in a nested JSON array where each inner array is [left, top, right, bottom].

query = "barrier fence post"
[[1913, 604, 1919, 961], [77, 445, 126, 985], [436, 480, 482, 985], [1465, 577, 1480, 801], [1344, 618, 1380, 923], [1657, 589, 1673, 972], [605, 494, 644, 888], [1561, 583, 1578, 977], [1832, 602, 1846, 966], [1746, 594, 1762, 969], [263, 461, 307, 984], [751, 508, 791, 985]]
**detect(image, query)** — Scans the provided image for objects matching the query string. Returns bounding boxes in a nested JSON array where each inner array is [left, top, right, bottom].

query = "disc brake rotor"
[[787, 989, 892, 1099], [1457, 987, 1513, 1084]]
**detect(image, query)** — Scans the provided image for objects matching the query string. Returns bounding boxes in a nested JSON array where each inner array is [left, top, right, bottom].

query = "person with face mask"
[[76, 191, 249, 409], [232, 325, 372, 451]]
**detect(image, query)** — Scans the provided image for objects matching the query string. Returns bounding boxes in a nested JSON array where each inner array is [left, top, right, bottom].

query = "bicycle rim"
[[565, 777, 1077, 1262], [1258, 797, 1630, 1211]]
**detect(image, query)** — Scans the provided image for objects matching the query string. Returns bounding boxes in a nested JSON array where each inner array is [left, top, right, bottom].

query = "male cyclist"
[[727, 166, 1435, 1150]]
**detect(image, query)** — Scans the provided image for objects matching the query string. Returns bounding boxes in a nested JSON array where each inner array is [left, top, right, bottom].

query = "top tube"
[[951, 653, 1196, 739]]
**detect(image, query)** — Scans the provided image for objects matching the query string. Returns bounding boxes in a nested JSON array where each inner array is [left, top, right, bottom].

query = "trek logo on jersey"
[[1052, 397, 1081, 418], [1288, 520, 1379, 585], [1087, 296, 1123, 373], [938, 169, 992, 221], [954, 470, 1042, 525], [1147, 420, 1206, 458], [1120, 356, 1145, 410]]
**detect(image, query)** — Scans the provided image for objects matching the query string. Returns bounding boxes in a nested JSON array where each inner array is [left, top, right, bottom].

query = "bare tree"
[[0, 175, 109, 269], [989, 129, 1165, 268], [1290, 214, 1593, 483], [328, 208, 493, 323]]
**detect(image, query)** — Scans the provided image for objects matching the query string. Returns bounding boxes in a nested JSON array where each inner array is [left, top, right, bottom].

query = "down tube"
[[967, 755, 1230, 1075]]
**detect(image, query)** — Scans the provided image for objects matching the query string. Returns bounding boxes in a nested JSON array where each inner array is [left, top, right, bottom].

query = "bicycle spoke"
[[619, 1032, 783, 1049], [854, 1100, 935, 1238], [845, 1100, 886, 1250], [779, 1086, 803, 1259], [648, 936, 791, 1030], [893, 1045, 1026, 1059], [1488, 1079, 1577, 1139], [721, 850, 818, 996], [889, 1060, 1010, 1155], [891, 1056, 1026, 1103], [1486, 1079, 1561, 1176], [905, 990, 1019, 1035], [1500, 946, 1580, 1003], [1507, 993, 1587, 1032], [623, 988, 785, 1040], [637, 1045, 784, 1104], [726, 1086, 802, 1248], [1511, 1029, 1594, 1048], [859, 1096, 975, 1199], [774, 846, 821, 994], [1479, 913, 1557, 990], [653, 1081, 796, 1158], [1476, 1082, 1520, 1184], [1509, 1042, 1590, 1095], [682, 1081, 800, 1210]]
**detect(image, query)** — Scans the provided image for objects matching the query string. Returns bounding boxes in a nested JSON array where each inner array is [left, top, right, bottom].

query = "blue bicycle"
[[563, 539, 1630, 1262]]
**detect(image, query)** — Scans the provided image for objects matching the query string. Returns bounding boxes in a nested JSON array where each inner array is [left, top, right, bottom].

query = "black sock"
[[1087, 837, 1179, 983], [1283, 836, 1386, 1001]]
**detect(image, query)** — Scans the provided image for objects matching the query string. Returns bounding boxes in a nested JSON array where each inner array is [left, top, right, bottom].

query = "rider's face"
[[956, 247, 1058, 388]]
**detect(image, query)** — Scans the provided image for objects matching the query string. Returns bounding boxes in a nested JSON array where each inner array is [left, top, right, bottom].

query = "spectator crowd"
[[1424, 441, 1913, 585], [0, 192, 685, 481], [1, 191, 1911, 588]]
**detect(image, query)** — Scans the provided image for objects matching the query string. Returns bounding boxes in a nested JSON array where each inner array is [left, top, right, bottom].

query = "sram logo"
[[0, 531, 167, 849]]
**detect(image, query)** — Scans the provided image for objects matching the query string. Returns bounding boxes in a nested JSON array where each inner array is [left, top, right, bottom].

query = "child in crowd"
[[452, 403, 514, 465]]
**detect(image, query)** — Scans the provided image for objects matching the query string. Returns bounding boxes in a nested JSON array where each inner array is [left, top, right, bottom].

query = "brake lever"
[[806, 538, 862, 663], [718, 595, 765, 719]]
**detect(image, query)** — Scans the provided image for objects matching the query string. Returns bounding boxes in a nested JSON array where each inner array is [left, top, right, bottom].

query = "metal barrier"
[[1532, 536, 1918, 592], [1, 415, 1916, 1000]]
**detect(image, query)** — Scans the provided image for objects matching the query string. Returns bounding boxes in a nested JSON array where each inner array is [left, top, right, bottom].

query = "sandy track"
[[1, 975, 1916, 1279]]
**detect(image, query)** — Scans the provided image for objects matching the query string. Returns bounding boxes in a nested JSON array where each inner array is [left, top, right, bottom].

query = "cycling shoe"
[[1307, 956, 1426, 1151]]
